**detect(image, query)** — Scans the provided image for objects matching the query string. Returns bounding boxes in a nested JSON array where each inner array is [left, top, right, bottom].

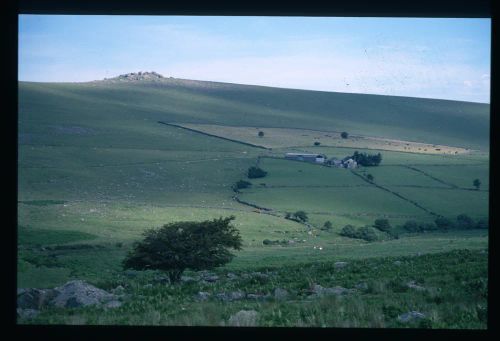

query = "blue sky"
[[19, 15, 491, 103]]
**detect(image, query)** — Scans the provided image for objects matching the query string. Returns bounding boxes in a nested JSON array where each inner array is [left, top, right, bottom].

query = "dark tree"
[[293, 210, 308, 222], [322, 221, 333, 230], [456, 214, 475, 229], [435, 217, 453, 230], [248, 166, 268, 179], [476, 218, 489, 229], [258, 131, 264, 137], [403, 220, 421, 233], [234, 180, 252, 190], [350, 151, 382, 166], [373, 218, 391, 232], [123, 216, 242, 283], [341, 132, 349, 139], [339, 225, 357, 238], [367, 174, 374, 182], [473, 179, 481, 190], [357, 226, 378, 241], [314, 141, 321, 146]]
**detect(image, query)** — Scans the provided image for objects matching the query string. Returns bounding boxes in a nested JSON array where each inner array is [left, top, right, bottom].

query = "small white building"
[[344, 158, 358, 169], [285, 153, 326, 164]]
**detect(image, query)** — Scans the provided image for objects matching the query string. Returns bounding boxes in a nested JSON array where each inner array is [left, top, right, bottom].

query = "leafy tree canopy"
[[123, 216, 242, 283]]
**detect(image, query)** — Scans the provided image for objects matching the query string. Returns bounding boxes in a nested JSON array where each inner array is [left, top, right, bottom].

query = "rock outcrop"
[[17, 280, 122, 319]]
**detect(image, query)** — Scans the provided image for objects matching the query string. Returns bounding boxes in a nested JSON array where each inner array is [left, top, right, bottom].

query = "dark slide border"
[[6, 0, 497, 340]]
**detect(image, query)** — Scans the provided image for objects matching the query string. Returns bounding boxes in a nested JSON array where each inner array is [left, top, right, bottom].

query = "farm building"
[[325, 157, 358, 168], [285, 153, 326, 164], [344, 158, 358, 169]]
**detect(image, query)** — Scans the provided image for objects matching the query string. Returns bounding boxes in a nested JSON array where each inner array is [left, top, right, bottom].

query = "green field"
[[17, 78, 489, 328]]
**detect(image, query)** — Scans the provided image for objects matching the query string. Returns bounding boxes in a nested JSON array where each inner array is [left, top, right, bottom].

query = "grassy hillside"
[[19, 79, 489, 150]]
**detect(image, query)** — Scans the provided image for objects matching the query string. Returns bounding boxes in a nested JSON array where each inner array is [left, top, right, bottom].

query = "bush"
[[341, 132, 349, 139], [476, 218, 489, 229], [373, 218, 391, 232], [473, 178, 481, 190], [339, 225, 357, 238], [357, 226, 378, 242], [314, 141, 321, 146], [258, 131, 264, 137], [234, 180, 252, 190], [403, 220, 437, 233], [293, 211, 308, 222], [456, 214, 475, 229], [339, 225, 377, 242], [435, 217, 453, 230], [321, 221, 333, 231], [123, 216, 242, 283], [350, 151, 382, 166], [248, 166, 268, 179], [403, 220, 421, 233]]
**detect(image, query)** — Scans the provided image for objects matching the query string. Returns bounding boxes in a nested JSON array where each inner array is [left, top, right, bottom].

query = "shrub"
[[373, 218, 391, 232], [476, 218, 489, 229], [403, 220, 421, 233], [403, 220, 437, 233], [421, 222, 438, 231], [339, 225, 377, 241], [339, 225, 357, 238], [314, 141, 321, 146], [321, 221, 333, 231], [473, 179, 481, 190], [234, 180, 252, 190], [366, 174, 374, 182], [123, 216, 242, 283], [456, 214, 475, 229], [435, 217, 453, 230], [357, 226, 378, 242], [258, 131, 264, 137], [350, 151, 382, 166], [341, 132, 349, 139], [248, 166, 268, 179], [293, 211, 309, 223]]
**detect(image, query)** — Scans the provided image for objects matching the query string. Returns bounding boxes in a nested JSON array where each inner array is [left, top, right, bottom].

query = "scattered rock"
[[227, 310, 259, 327], [250, 272, 270, 280], [334, 262, 348, 269], [153, 276, 170, 285], [246, 293, 269, 301], [143, 284, 153, 289], [51, 280, 117, 308], [203, 275, 219, 283], [310, 284, 354, 297], [355, 282, 369, 291], [17, 288, 57, 310], [393, 261, 402, 266], [195, 292, 211, 301], [17, 308, 40, 320], [111, 285, 125, 295], [398, 311, 426, 323], [226, 273, 239, 280], [103, 300, 122, 309], [407, 281, 426, 291], [216, 291, 246, 302], [181, 276, 199, 283], [273, 288, 289, 300]]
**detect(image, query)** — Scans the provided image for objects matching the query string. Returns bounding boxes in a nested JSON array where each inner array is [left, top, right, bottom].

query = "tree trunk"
[[168, 269, 184, 283]]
